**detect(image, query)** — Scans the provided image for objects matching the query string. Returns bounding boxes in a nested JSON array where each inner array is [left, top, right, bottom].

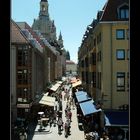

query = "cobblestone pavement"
[[32, 90, 85, 140]]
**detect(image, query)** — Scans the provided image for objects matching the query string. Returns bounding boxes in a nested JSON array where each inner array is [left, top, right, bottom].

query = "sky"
[[11, 0, 107, 63]]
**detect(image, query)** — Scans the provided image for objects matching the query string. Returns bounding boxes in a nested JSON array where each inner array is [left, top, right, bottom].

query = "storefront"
[[16, 102, 32, 120]]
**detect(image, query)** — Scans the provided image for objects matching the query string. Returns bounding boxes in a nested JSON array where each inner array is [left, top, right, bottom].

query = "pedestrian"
[[68, 110, 72, 122], [94, 131, 99, 140], [53, 110, 57, 126], [57, 117, 63, 134], [65, 106, 68, 117], [64, 122, 68, 137], [66, 119, 71, 135]]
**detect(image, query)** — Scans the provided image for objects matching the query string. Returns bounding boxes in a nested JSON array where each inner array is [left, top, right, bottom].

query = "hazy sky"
[[12, 0, 107, 63]]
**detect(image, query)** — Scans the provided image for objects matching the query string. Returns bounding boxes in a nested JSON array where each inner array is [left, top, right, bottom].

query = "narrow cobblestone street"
[[31, 90, 85, 140]]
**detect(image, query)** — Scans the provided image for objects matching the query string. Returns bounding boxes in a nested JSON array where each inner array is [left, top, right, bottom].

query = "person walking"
[[57, 117, 63, 135], [66, 118, 71, 135], [68, 110, 72, 122], [94, 131, 99, 140], [64, 121, 68, 137]]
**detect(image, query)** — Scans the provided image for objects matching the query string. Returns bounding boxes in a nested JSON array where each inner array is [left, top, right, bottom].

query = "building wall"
[[78, 22, 129, 109], [32, 48, 44, 97], [10, 45, 17, 123], [66, 62, 77, 75], [111, 22, 129, 109], [97, 24, 112, 109], [96, 22, 129, 109]]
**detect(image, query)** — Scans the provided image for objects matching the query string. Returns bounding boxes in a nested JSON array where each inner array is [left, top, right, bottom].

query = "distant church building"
[[32, 0, 57, 42]]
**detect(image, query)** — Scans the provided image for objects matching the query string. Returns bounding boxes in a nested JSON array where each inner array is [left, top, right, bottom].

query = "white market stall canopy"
[[39, 95, 56, 106], [49, 81, 62, 91], [72, 80, 82, 88]]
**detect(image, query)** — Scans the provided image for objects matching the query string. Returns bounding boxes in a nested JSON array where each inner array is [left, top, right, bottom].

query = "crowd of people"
[[56, 83, 74, 138]]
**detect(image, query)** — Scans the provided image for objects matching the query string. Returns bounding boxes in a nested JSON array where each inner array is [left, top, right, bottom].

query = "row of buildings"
[[78, 0, 129, 110], [11, 0, 68, 124]]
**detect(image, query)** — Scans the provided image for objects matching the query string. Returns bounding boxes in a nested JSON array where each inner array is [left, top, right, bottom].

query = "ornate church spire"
[[58, 31, 63, 48], [58, 32, 62, 40], [39, 0, 49, 16]]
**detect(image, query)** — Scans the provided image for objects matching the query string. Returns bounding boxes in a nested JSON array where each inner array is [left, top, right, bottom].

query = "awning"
[[72, 80, 82, 87], [75, 91, 87, 96], [50, 83, 61, 91], [79, 100, 102, 116], [39, 96, 56, 106], [76, 94, 92, 103], [104, 111, 129, 127], [57, 81, 63, 84], [44, 92, 49, 96], [70, 77, 77, 83]]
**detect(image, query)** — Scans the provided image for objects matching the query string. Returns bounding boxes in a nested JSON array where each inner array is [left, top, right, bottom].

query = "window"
[[42, 5, 46, 11], [117, 72, 125, 91], [97, 72, 101, 89], [99, 72, 101, 89], [119, 5, 129, 19], [81, 60, 84, 68], [86, 72, 89, 84], [92, 52, 96, 65], [93, 38, 96, 46], [17, 88, 23, 98], [120, 8, 129, 19], [97, 33, 101, 44], [82, 72, 85, 82], [116, 50, 125, 60], [17, 45, 31, 66], [85, 57, 88, 67], [116, 29, 125, 39], [97, 51, 101, 61], [118, 4, 129, 19]]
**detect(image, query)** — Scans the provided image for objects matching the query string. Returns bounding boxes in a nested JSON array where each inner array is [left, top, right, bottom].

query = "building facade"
[[11, 0, 67, 123], [78, 0, 129, 109], [11, 20, 38, 123], [66, 60, 77, 76]]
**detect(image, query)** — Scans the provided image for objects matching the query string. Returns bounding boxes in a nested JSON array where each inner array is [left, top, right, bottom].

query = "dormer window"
[[118, 4, 129, 19]]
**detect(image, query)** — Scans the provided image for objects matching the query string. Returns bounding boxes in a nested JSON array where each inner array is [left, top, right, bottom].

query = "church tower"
[[32, 0, 56, 41], [39, 0, 49, 17]]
